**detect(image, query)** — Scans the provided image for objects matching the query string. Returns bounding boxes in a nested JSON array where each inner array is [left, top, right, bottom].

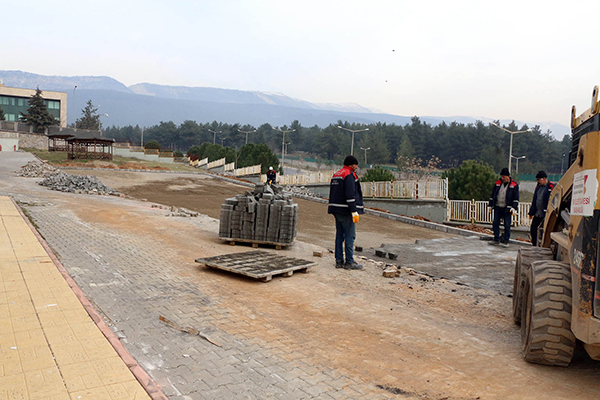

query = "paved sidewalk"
[[0, 195, 156, 399]]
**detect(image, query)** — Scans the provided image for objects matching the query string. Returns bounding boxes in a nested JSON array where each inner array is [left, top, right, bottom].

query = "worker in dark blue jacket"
[[528, 170, 554, 246], [488, 167, 520, 247], [328, 155, 364, 270]]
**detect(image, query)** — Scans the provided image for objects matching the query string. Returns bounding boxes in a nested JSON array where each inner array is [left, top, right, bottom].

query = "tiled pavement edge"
[[0, 195, 155, 399], [1, 191, 392, 400]]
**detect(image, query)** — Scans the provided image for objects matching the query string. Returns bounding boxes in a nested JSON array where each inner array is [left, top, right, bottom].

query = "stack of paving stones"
[[16, 161, 59, 177], [39, 171, 118, 195], [219, 183, 298, 244]]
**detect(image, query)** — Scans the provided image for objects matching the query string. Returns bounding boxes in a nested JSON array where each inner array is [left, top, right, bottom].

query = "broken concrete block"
[[313, 251, 323, 257], [388, 252, 398, 260], [375, 250, 387, 258], [383, 266, 398, 278], [355, 246, 363, 252]]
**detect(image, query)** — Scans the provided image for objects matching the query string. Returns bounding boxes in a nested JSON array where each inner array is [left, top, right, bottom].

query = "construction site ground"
[[1, 152, 600, 400]]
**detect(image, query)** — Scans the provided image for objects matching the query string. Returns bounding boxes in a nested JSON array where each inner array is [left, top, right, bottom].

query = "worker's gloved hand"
[[509, 207, 516, 215], [528, 215, 533, 219], [488, 208, 493, 214], [352, 212, 359, 223]]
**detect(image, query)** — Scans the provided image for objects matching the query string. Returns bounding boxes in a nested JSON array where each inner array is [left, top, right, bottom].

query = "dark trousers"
[[530, 216, 545, 246], [334, 214, 355, 263], [492, 207, 512, 242]]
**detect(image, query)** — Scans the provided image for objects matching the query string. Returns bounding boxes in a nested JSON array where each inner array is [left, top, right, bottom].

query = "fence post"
[[415, 182, 419, 199], [470, 199, 475, 224]]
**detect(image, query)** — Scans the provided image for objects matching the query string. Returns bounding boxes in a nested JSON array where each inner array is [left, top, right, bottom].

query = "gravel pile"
[[17, 161, 59, 178], [284, 185, 321, 198], [39, 171, 118, 195]]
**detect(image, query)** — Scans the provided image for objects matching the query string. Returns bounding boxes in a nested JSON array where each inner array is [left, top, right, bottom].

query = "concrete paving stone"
[[299, 381, 337, 397], [194, 385, 236, 400]]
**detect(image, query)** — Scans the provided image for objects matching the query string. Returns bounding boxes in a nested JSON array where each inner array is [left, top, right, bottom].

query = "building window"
[[0, 97, 8, 105], [7, 114, 16, 121], [18, 99, 24, 106], [46, 100, 60, 110]]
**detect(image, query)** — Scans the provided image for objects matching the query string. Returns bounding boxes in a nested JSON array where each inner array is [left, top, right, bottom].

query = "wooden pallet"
[[218, 236, 294, 250], [195, 250, 316, 282]]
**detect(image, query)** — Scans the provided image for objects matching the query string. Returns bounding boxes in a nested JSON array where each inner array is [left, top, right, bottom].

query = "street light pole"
[[337, 126, 369, 156], [219, 136, 226, 147], [511, 155, 526, 175], [490, 122, 532, 173], [209, 129, 222, 145], [238, 129, 256, 145], [561, 153, 566, 175], [273, 127, 295, 174], [360, 147, 370, 165]]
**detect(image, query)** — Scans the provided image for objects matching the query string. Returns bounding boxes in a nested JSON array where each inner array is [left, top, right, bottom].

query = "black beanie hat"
[[500, 167, 510, 176], [536, 170, 547, 179], [344, 155, 359, 166]]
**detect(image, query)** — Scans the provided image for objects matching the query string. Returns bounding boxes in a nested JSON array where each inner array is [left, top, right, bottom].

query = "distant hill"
[[0, 70, 570, 138]]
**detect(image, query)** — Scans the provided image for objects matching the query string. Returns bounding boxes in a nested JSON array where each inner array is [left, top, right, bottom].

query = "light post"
[[238, 129, 256, 145], [219, 136, 226, 147], [337, 126, 369, 156], [98, 113, 108, 135], [209, 129, 222, 145], [561, 153, 566, 175], [360, 147, 370, 165], [273, 127, 295, 174], [490, 122, 532, 173], [511, 155, 526, 175]]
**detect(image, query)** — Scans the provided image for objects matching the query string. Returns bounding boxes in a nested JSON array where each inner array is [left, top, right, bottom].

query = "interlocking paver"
[[0, 154, 396, 399]]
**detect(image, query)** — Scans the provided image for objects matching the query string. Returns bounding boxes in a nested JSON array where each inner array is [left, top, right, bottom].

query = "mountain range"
[[0, 70, 569, 139]]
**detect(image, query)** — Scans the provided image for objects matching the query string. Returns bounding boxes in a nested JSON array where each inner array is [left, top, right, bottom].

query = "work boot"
[[500, 240, 509, 248], [335, 260, 344, 268], [488, 240, 500, 246], [344, 261, 363, 270]]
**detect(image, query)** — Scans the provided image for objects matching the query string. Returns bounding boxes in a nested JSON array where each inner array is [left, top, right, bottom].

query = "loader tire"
[[521, 260, 576, 366], [512, 247, 553, 325]]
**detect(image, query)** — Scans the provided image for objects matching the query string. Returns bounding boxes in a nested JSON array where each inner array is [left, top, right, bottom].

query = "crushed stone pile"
[[17, 161, 59, 178], [219, 183, 298, 244], [284, 185, 321, 198], [151, 204, 199, 217], [39, 171, 118, 195]]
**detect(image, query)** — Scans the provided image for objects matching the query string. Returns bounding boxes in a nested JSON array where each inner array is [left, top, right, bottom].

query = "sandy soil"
[[62, 169, 600, 399]]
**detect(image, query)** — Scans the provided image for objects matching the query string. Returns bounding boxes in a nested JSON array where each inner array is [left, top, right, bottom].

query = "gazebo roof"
[[66, 131, 115, 143]]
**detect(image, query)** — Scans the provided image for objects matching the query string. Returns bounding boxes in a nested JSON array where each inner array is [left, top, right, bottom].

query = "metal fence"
[[447, 200, 532, 227]]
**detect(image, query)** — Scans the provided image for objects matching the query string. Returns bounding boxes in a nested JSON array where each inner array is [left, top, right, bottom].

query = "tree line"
[[103, 117, 571, 174]]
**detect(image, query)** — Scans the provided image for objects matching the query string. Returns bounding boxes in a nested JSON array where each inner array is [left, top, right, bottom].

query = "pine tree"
[[19, 87, 59, 133], [75, 100, 102, 130]]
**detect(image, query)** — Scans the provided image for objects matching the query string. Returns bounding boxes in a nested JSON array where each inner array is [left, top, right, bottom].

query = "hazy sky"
[[5, 1, 600, 129]]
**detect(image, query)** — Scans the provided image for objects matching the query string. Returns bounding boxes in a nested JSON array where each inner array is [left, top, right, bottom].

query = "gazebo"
[[66, 132, 115, 160], [48, 132, 74, 152]]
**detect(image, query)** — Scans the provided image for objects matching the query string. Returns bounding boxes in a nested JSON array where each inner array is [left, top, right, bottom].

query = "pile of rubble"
[[39, 171, 118, 195], [219, 183, 298, 244], [17, 161, 59, 178], [284, 185, 321, 198], [151, 204, 199, 217]]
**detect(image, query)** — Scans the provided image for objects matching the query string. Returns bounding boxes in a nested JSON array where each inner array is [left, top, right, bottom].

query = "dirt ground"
[[62, 169, 600, 399]]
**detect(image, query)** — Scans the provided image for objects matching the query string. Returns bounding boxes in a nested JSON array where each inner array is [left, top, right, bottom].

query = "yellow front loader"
[[513, 86, 600, 366]]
